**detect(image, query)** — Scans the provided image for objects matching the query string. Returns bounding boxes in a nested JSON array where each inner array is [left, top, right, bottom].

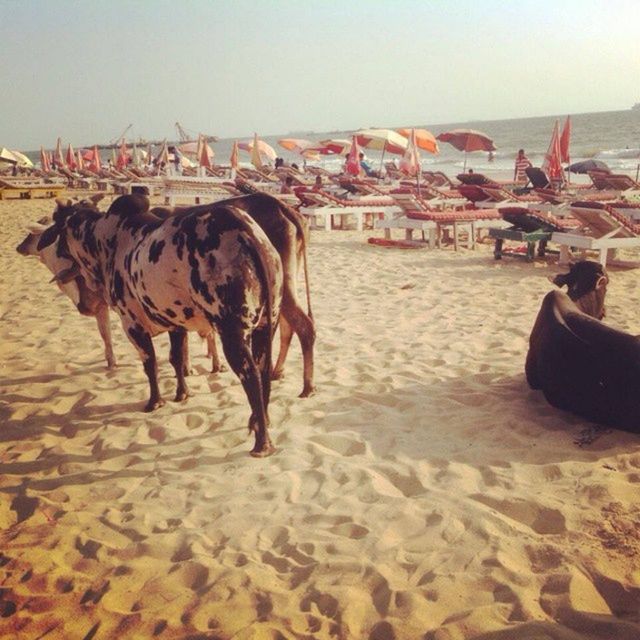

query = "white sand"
[[1, 197, 639, 639]]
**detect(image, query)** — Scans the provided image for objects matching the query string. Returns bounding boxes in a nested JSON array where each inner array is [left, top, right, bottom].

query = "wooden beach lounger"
[[0, 179, 65, 200]]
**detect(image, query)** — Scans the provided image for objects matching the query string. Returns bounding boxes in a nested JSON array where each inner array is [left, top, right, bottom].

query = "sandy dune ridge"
[[1, 198, 639, 639]]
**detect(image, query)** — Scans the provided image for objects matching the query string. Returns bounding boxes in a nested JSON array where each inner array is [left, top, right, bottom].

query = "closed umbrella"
[[560, 115, 571, 164], [437, 128, 496, 171], [40, 146, 51, 172], [399, 128, 421, 193], [397, 128, 439, 154], [542, 120, 565, 185], [66, 143, 77, 170], [230, 140, 239, 170], [345, 135, 362, 177], [76, 150, 84, 171], [116, 138, 128, 169], [54, 137, 65, 168], [92, 145, 102, 173]]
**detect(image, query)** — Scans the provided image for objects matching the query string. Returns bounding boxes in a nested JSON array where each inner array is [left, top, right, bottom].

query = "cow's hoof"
[[144, 398, 165, 412], [106, 360, 117, 370], [298, 385, 316, 398], [174, 390, 191, 403], [250, 443, 275, 458], [211, 363, 227, 374]]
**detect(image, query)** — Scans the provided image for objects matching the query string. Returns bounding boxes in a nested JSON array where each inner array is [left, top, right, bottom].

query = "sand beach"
[[1, 196, 640, 639]]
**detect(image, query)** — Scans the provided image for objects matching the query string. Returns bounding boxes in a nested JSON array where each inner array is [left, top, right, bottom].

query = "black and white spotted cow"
[[38, 195, 283, 457], [15, 197, 116, 369], [156, 193, 316, 396]]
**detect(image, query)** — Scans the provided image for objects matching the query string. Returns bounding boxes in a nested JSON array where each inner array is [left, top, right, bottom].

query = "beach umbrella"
[[399, 128, 421, 178], [317, 138, 352, 155], [397, 128, 439, 154], [155, 139, 169, 172], [345, 135, 362, 177], [238, 135, 277, 166], [355, 128, 409, 176], [54, 137, 65, 168], [560, 115, 571, 164], [196, 135, 212, 169], [92, 145, 102, 173], [1, 149, 34, 168], [437, 128, 495, 171], [76, 150, 85, 171], [277, 138, 320, 160], [567, 159, 611, 174], [66, 143, 77, 170], [542, 120, 565, 185], [0, 148, 19, 167], [116, 138, 128, 169], [230, 140, 239, 170], [40, 146, 51, 172], [179, 138, 214, 164], [250, 133, 263, 169]]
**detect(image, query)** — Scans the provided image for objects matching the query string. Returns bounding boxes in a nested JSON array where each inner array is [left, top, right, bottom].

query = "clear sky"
[[2, 0, 639, 150]]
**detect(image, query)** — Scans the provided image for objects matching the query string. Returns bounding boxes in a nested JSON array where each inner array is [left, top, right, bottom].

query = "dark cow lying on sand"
[[39, 195, 283, 457], [526, 260, 640, 432], [16, 197, 116, 369]]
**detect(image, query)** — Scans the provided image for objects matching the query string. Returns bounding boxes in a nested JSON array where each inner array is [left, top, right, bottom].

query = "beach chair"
[[551, 201, 640, 266], [0, 179, 66, 200], [598, 173, 640, 192], [489, 206, 576, 261], [299, 189, 400, 231], [162, 176, 238, 205]]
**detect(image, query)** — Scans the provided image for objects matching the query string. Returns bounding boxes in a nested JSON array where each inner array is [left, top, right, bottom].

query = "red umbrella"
[[437, 128, 495, 171], [54, 137, 65, 168], [92, 145, 102, 172], [436, 128, 495, 152], [40, 146, 51, 172], [542, 120, 565, 185], [230, 140, 239, 170], [316, 138, 352, 155], [66, 143, 77, 170], [345, 135, 362, 176], [399, 128, 421, 177], [560, 115, 571, 164], [116, 138, 128, 169]]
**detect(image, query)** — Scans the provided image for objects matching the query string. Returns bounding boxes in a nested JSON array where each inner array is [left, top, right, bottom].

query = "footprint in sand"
[[308, 434, 366, 457]]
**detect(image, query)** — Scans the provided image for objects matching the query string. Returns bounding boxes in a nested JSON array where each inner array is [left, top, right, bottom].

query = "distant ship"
[[633, 103, 640, 111]]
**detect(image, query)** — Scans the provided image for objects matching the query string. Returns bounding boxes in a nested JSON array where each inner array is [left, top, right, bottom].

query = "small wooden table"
[[489, 228, 552, 262]]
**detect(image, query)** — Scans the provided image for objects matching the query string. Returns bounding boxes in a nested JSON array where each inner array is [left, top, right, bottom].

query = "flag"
[[40, 146, 51, 172], [250, 133, 263, 169], [66, 143, 77, 170], [230, 141, 239, 169], [345, 135, 362, 176], [399, 128, 421, 176], [542, 120, 565, 184], [559, 115, 571, 164]]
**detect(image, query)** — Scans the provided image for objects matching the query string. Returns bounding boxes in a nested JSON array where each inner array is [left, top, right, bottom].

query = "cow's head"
[[552, 261, 608, 319], [16, 216, 52, 256]]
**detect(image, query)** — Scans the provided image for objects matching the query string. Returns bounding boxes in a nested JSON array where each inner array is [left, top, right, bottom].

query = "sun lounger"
[[299, 190, 400, 231], [0, 179, 66, 200], [163, 177, 238, 205], [551, 201, 640, 266], [597, 173, 640, 191], [489, 206, 577, 261]]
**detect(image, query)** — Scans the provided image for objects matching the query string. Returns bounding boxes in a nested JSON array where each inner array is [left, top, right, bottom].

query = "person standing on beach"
[[514, 149, 532, 183]]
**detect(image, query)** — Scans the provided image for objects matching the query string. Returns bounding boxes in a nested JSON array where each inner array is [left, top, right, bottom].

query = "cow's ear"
[[595, 275, 608, 290], [36, 225, 60, 251], [50, 263, 80, 285], [55, 198, 73, 209], [552, 273, 570, 288]]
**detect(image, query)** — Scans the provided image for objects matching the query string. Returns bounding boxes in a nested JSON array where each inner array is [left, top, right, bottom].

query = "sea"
[[26, 109, 640, 181]]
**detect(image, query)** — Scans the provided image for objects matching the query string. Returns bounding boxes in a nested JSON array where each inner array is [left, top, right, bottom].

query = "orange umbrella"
[[198, 135, 212, 169], [76, 150, 84, 171], [278, 138, 320, 159], [116, 138, 128, 169], [230, 140, 239, 169], [92, 145, 102, 172], [40, 146, 51, 172], [66, 143, 77, 170], [397, 128, 439, 154]]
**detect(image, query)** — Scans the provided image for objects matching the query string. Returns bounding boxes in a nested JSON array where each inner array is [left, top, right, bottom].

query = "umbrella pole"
[[463, 151, 467, 173], [636, 162, 639, 183], [379, 142, 386, 180]]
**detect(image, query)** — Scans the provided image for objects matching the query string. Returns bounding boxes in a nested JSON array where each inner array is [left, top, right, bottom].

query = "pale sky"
[[2, 0, 639, 150]]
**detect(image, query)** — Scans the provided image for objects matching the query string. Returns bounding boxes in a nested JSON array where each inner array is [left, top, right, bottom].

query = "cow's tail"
[[276, 198, 313, 321]]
